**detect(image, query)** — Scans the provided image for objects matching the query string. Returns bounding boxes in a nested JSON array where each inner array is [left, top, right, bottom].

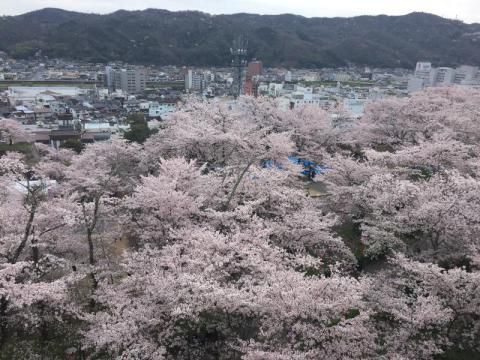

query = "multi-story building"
[[454, 65, 479, 84], [244, 60, 263, 96], [334, 73, 352, 82], [409, 62, 480, 92], [105, 66, 114, 92], [285, 71, 296, 82], [185, 70, 207, 92], [113, 68, 147, 94], [148, 101, 177, 119], [414, 62, 434, 86], [433, 67, 455, 86]]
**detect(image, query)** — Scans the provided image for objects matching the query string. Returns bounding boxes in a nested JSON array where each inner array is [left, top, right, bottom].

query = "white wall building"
[[409, 62, 480, 93], [105, 66, 114, 92], [343, 98, 367, 118], [7, 87, 85, 106], [112, 68, 146, 94], [414, 62, 434, 86], [185, 70, 207, 92], [434, 67, 455, 86], [454, 65, 479, 84], [334, 73, 352, 82], [285, 71, 294, 82], [149, 102, 177, 118]]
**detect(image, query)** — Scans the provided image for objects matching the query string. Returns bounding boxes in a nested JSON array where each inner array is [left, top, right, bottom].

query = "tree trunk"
[[11, 204, 36, 264], [224, 159, 255, 210], [83, 196, 101, 294], [0, 296, 9, 351], [87, 228, 95, 266], [32, 240, 40, 265]]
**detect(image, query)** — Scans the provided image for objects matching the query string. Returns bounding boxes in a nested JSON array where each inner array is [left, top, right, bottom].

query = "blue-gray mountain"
[[1, 8, 480, 68]]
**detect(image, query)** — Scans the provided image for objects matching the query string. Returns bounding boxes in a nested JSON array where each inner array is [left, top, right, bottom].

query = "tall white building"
[[414, 62, 434, 86], [185, 70, 207, 92], [185, 70, 193, 90], [285, 71, 293, 82], [409, 62, 480, 93], [115, 68, 147, 94], [454, 65, 479, 84], [105, 66, 114, 92], [433, 67, 455, 86]]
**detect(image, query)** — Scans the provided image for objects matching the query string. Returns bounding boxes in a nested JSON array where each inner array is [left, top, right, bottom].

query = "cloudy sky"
[[1, 0, 479, 23]]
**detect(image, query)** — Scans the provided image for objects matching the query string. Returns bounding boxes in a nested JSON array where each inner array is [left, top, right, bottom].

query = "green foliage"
[[334, 220, 364, 259], [438, 256, 473, 272], [303, 266, 325, 278], [167, 310, 257, 359], [437, 349, 480, 360], [0, 143, 38, 164], [326, 317, 342, 327], [123, 113, 158, 144], [10, 40, 43, 58], [408, 165, 436, 181], [345, 308, 360, 319], [0, 143, 33, 156], [326, 309, 360, 328], [0, 315, 84, 360], [60, 139, 84, 154]]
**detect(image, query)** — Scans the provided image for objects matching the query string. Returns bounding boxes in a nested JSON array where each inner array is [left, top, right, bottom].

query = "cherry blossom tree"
[[0, 118, 31, 145], [34, 143, 75, 181], [0, 152, 81, 358], [62, 139, 147, 288], [122, 157, 222, 246], [366, 255, 480, 358], [1, 88, 480, 359], [363, 138, 480, 177], [353, 87, 480, 149], [84, 225, 375, 359], [287, 104, 341, 162], [358, 171, 480, 261], [146, 98, 296, 210]]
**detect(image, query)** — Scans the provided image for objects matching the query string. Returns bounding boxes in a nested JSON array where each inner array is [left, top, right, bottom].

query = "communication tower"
[[230, 36, 248, 98]]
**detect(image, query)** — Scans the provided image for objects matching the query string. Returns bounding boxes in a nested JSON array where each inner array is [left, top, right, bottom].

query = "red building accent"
[[244, 60, 263, 96]]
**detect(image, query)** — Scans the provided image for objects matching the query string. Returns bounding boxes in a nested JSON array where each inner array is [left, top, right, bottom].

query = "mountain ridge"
[[1, 8, 479, 68]]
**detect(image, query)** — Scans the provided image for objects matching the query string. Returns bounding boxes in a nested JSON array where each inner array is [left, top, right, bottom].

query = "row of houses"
[[1, 85, 183, 150]]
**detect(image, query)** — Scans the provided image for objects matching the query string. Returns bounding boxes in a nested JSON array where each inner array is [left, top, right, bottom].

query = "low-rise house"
[[148, 101, 177, 119]]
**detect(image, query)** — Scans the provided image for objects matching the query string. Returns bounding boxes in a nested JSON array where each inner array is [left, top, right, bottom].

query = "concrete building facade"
[[409, 62, 480, 93], [244, 60, 263, 96], [113, 68, 147, 94], [185, 70, 207, 92]]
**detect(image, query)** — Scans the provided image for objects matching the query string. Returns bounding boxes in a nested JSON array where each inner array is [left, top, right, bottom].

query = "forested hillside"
[[1, 8, 480, 67]]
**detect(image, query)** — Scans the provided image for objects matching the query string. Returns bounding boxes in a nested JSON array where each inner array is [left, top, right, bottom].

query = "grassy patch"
[[0, 142, 33, 155], [437, 349, 480, 360], [0, 143, 38, 164], [333, 220, 363, 258], [300, 80, 375, 88]]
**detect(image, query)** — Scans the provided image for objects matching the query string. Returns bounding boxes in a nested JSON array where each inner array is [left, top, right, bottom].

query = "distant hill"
[[1, 8, 480, 68]]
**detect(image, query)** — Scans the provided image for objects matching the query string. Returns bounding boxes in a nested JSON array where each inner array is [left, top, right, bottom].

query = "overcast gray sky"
[[1, 0, 479, 23]]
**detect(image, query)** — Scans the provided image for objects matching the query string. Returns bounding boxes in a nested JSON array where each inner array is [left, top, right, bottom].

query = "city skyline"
[[1, 0, 480, 24]]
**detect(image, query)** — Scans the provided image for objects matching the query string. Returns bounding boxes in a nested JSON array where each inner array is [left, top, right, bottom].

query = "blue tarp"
[[288, 157, 329, 177], [262, 157, 329, 178]]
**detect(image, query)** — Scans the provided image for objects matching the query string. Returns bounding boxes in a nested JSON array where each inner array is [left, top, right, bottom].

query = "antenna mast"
[[230, 36, 248, 99]]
